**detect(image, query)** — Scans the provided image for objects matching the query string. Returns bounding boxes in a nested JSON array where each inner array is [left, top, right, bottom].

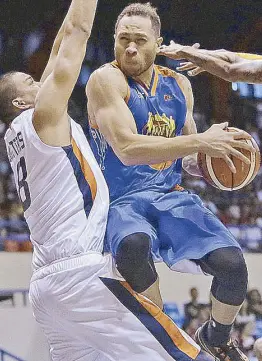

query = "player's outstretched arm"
[[159, 42, 262, 83], [86, 67, 253, 170], [33, 0, 98, 145]]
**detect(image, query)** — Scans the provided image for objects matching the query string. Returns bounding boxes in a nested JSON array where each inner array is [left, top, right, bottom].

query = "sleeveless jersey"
[[89, 63, 187, 201], [4, 109, 109, 271]]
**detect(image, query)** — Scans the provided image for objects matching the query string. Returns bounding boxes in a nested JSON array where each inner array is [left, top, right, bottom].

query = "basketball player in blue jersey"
[[87, 3, 254, 361], [0, 1, 203, 360]]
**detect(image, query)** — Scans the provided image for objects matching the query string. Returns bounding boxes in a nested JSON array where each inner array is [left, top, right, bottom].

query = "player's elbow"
[[116, 143, 143, 166], [120, 155, 137, 166], [115, 148, 136, 166]]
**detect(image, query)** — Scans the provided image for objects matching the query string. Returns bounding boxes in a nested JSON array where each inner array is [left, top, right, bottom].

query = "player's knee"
[[229, 252, 247, 280], [223, 248, 247, 282], [213, 247, 248, 285], [116, 233, 151, 269], [115, 233, 157, 293]]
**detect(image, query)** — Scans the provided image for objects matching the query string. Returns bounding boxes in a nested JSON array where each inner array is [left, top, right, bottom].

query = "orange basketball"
[[197, 127, 261, 191]]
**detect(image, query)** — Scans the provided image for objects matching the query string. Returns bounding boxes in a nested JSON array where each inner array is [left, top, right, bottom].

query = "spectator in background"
[[183, 287, 202, 329], [240, 204, 253, 225], [0, 202, 9, 250], [247, 289, 262, 320], [238, 321, 256, 359], [235, 300, 256, 331], [183, 292, 210, 341], [244, 217, 262, 252]]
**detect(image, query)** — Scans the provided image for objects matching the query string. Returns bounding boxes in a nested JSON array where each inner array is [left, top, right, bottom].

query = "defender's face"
[[12, 72, 41, 106], [115, 16, 160, 77]]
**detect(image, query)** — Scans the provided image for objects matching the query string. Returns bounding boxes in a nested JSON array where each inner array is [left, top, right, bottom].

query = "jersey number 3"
[[17, 156, 31, 212]]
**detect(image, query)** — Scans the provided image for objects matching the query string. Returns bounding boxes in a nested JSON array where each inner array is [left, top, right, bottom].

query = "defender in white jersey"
[[1, 0, 200, 360], [5, 108, 108, 270]]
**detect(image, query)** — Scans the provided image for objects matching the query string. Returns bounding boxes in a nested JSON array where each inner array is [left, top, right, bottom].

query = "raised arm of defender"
[[33, 0, 98, 146], [159, 42, 262, 84], [87, 66, 253, 172]]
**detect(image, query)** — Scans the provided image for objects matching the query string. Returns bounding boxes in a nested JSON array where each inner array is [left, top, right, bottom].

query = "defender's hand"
[[158, 40, 200, 60], [177, 62, 204, 76]]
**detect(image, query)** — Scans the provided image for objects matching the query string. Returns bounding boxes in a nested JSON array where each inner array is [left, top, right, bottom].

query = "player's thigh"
[[154, 191, 239, 267], [106, 200, 156, 257]]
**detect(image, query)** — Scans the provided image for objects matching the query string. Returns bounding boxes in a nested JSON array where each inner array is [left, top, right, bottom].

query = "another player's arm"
[[33, 0, 98, 146], [178, 47, 262, 83], [161, 44, 262, 83], [86, 67, 253, 170], [177, 74, 202, 177]]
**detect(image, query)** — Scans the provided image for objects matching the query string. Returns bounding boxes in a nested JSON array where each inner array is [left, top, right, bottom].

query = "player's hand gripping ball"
[[198, 127, 261, 191]]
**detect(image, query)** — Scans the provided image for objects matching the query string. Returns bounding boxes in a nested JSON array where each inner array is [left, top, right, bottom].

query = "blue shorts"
[[105, 189, 240, 269]]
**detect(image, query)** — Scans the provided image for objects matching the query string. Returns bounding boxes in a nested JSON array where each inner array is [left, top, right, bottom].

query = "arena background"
[[0, 1, 262, 360]]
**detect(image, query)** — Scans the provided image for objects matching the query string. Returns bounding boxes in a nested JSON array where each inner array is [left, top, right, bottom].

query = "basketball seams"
[[197, 153, 217, 188], [232, 139, 255, 190], [206, 155, 230, 190]]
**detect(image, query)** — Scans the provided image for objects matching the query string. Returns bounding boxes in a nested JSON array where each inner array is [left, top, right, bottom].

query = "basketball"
[[197, 127, 261, 191]]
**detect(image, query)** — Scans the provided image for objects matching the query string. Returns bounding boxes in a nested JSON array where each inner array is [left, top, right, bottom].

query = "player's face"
[[12, 72, 41, 107], [115, 16, 161, 77]]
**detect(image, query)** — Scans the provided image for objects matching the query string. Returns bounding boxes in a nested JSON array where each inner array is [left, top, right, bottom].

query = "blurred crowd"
[[165, 287, 262, 361]]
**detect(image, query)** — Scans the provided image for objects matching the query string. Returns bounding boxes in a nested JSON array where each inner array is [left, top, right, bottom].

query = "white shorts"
[[29, 252, 200, 361]]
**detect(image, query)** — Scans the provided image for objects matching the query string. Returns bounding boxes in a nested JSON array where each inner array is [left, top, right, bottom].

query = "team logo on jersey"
[[143, 112, 176, 170], [143, 112, 176, 138]]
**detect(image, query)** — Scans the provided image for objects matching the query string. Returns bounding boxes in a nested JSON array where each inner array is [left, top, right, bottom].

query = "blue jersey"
[[89, 63, 187, 201]]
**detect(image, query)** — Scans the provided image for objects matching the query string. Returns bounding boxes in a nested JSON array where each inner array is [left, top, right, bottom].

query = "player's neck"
[[133, 64, 154, 89]]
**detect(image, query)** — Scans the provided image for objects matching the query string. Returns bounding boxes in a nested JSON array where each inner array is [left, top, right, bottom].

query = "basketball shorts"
[[29, 252, 200, 361], [105, 189, 240, 273]]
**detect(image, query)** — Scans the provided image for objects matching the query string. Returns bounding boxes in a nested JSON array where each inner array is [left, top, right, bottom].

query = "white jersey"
[[4, 109, 109, 271]]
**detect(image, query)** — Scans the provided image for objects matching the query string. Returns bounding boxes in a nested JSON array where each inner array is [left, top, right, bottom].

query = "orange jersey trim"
[[121, 281, 200, 359]]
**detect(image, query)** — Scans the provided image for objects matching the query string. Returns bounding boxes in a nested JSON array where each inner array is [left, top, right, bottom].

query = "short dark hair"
[[115, 2, 161, 37], [0, 71, 20, 124]]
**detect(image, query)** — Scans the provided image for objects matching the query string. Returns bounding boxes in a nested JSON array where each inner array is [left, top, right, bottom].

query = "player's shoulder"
[[156, 64, 191, 85], [156, 64, 179, 78], [87, 62, 127, 98], [88, 62, 126, 88]]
